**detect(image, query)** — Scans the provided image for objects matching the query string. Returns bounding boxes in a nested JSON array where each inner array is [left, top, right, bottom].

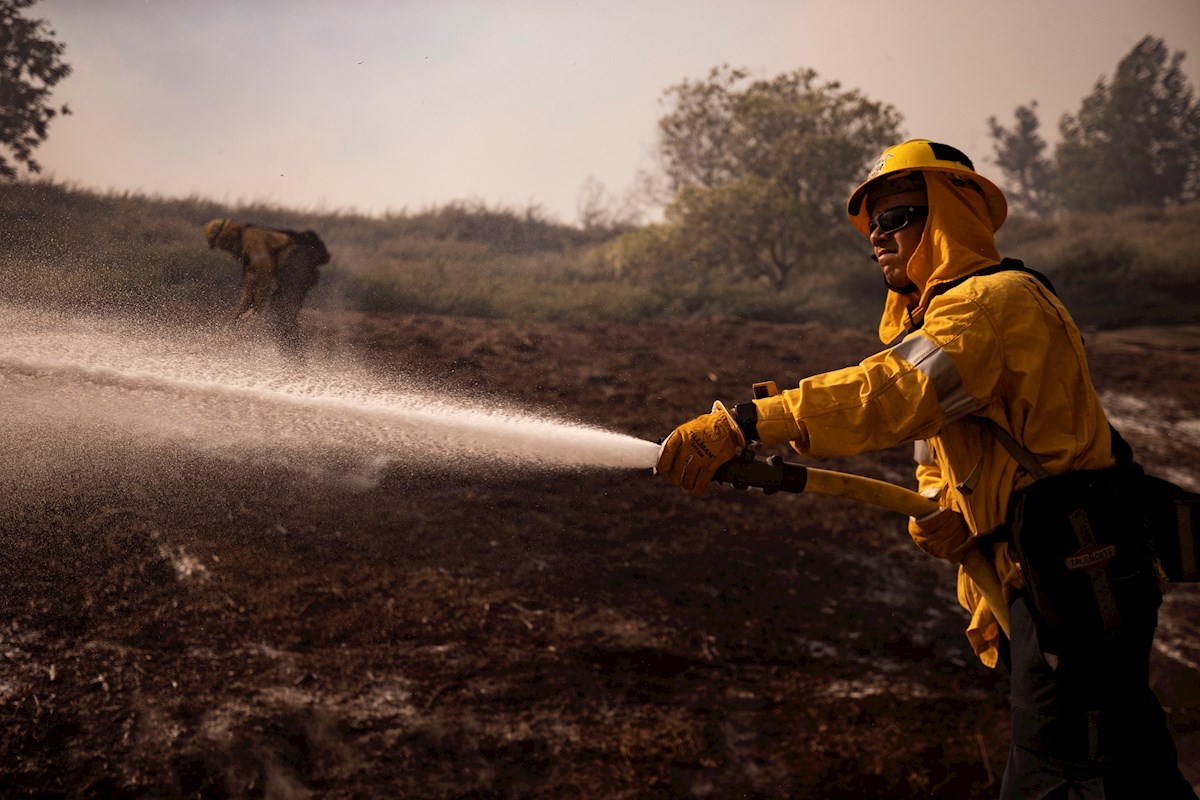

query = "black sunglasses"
[[868, 205, 928, 235]]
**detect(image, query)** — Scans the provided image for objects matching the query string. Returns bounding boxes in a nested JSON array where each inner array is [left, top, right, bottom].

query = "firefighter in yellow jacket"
[[656, 140, 1195, 797], [204, 218, 327, 350]]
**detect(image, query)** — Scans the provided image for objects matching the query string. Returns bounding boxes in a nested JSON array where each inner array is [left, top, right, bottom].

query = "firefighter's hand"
[[908, 506, 972, 563], [655, 401, 745, 497]]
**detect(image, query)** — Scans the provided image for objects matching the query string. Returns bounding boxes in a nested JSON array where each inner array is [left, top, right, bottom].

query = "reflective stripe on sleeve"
[[891, 332, 979, 422]]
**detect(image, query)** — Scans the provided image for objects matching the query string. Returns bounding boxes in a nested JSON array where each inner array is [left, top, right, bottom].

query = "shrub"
[[2, 180, 1196, 330]]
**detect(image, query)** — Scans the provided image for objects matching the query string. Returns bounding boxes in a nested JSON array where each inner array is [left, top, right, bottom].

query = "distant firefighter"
[[204, 218, 330, 350]]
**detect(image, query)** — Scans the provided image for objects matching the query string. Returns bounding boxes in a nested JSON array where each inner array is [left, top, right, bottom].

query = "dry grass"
[[3, 180, 1197, 329]]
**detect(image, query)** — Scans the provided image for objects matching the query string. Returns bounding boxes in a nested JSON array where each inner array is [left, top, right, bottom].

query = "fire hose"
[[714, 449, 1012, 638]]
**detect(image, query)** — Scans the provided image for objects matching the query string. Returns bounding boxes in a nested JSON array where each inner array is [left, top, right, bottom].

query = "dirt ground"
[[2, 308, 1198, 799]]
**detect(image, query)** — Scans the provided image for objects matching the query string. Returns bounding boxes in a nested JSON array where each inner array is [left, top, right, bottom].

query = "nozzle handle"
[[714, 454, 808, 495]]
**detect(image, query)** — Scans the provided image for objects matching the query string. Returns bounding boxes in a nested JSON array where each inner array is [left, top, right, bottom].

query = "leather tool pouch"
[[1009, 467, 1161, 642]]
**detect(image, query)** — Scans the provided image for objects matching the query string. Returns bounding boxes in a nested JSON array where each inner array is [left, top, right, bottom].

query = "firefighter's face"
[[869, 191, 927, 291]]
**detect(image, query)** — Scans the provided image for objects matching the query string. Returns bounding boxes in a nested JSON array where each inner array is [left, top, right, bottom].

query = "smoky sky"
[[33, 0, 1200, 224]]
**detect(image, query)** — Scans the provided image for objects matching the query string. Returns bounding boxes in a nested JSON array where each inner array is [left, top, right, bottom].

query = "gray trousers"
[[999, 593, 1196, 799]]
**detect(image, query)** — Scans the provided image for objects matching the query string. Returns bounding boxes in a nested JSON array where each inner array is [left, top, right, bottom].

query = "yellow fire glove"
[[655, 401, 745, 497], [907, 506, 973, 563]]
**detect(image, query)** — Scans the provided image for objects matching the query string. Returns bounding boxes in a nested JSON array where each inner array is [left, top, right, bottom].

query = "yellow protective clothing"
[[656, 401, 745, 497], [751, 171, 1113, 667], [907, 505, 972, 563], [205, 218, 300, 320]]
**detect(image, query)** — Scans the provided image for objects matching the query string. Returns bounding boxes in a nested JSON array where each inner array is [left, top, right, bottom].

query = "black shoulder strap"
[[936, 257, 1057, 297], [886, 258, 1056, 346], [1108, 424, 1136, 467], [987, 414, 1138, 479], [927, 259, 1137, 471]]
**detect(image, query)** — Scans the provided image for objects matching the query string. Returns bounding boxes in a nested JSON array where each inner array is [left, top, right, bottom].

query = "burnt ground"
[[1, 309, 1198, 799]]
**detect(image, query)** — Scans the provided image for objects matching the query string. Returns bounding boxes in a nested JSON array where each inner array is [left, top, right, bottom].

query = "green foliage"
[[585, 222, 687, 286], [650, 66, 903, 288], [987, 101, 1055, 215], [588, 222, 882, 326], [1055, 36, 1200, 212], [0, 0, 71, 179], [998, 202, 1200, 326]]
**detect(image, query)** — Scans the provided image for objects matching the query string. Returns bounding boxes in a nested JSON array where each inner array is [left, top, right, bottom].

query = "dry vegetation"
[[3, 180, 1198, 329]]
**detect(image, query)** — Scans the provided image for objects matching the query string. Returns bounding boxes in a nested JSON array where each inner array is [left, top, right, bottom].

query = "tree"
[[0, 0, 71, 179], [1055, 36, 1200, 212], [987, 101, 1055, 215], [575, 175, 640, 233], [646, 66, 902, 289]]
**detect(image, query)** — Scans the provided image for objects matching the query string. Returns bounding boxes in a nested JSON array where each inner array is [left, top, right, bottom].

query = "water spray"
[[0, 304, 659, 493]]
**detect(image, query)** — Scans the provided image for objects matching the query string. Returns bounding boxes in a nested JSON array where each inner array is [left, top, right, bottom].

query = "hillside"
[[2, 180, 1199, 329]]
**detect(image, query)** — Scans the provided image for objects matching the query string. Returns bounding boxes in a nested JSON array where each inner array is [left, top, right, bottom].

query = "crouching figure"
[[204, 218, 330, 351]]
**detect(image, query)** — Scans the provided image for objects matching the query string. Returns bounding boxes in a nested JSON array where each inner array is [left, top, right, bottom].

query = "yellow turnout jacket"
[[205, 220, 300, 318], [752, 173, 1113, 667]]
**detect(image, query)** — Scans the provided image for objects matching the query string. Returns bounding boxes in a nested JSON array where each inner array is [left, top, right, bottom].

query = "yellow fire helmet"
[[846, 139, 1007, 235], [204, 217, 231, 247]]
